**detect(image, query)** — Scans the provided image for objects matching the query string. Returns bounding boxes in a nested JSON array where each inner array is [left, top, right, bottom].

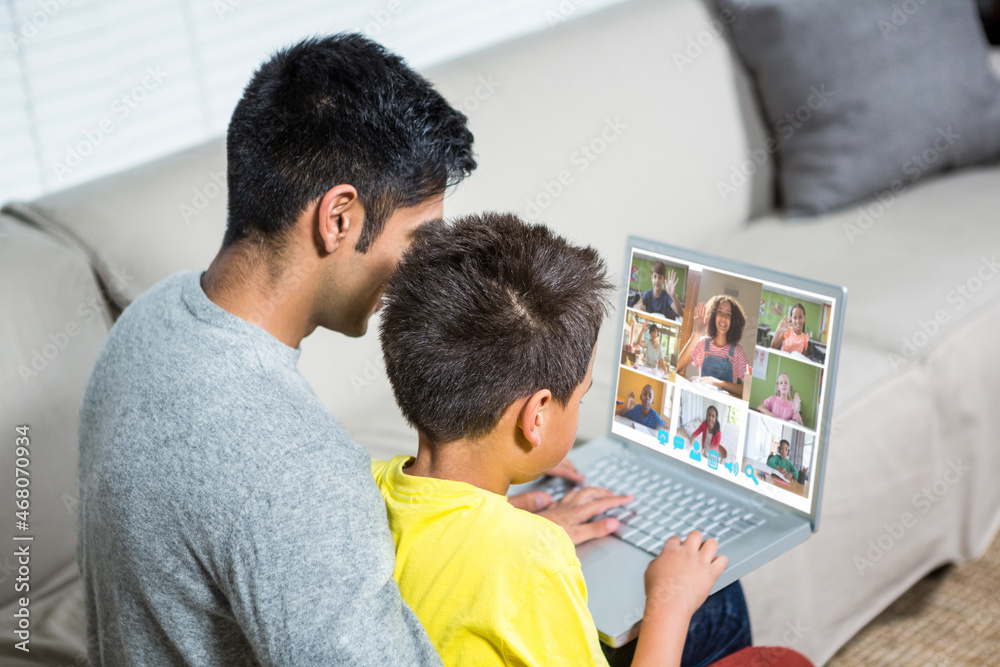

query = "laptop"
[[511, 236, 846, 647]]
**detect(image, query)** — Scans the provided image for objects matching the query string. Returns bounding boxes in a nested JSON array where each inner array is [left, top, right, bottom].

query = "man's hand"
[[510, 486, 633, 545], [546, 458, 585, 485], [539, 487, 634, 544], [506, 458, 584, 516], [625, 391, 636, 411]]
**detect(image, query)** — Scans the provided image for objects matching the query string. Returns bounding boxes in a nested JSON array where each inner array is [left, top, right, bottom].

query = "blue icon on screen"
[[689, 441, 702, 463], [707, 450, 719, 470], [725, 461, 739, 475], [673, 436, 684, 450], [744, 464, 759, 485], [658, 430, 669, 445]]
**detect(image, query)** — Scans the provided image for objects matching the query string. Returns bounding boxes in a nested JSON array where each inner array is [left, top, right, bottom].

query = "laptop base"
[[512, 436, 812, 647]]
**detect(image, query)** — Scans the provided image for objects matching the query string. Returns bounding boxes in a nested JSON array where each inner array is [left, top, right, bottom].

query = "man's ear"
[[317, 185, 360, 254], [517, 389, 552, 449]]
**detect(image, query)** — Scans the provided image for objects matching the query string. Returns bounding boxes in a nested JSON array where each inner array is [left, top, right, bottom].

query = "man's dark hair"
[[380, 212, 613, 444], [706, 294, 747, 345], [225, 33, 476, 250], [648, 324, 659, 337], [651, 260, 666, 277]]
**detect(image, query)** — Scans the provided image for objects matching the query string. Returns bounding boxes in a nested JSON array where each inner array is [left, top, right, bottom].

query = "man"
[[634, 260, 684, 319], [78, 34, 749, 666], [77, 35, 623, 666], [616, 384, 667, 431]]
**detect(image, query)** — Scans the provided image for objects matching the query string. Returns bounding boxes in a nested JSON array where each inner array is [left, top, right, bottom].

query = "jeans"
[[602, 581, 752, 667]]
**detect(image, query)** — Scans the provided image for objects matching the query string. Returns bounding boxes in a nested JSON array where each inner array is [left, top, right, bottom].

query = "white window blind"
[[1, 0, 631, 205]]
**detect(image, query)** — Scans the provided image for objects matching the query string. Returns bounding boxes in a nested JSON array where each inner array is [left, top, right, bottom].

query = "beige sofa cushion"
[[0, 215, 110, 609], [716, 164, 1000, 662], [435, 0, 775, 246], [8, 140, 228, 309]]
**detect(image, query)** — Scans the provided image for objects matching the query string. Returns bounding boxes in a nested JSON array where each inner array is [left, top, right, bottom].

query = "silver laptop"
[[511, 236, 846, 647]]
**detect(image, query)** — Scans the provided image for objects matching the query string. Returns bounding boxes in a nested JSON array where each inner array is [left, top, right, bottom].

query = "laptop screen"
[[609, 240, 842, 516]]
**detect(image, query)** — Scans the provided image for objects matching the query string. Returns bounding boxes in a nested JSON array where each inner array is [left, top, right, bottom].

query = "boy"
[[616, 384, 668, 431], [373, 213, 727, 666], [767, 439, 800, 481], [635, 260, 684, 320]]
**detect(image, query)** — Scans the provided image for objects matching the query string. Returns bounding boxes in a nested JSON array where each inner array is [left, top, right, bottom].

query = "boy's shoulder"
[[372, 456, 579, 573]]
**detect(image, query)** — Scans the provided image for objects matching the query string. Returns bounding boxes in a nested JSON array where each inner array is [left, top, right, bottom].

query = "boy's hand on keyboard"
[[632, 531, 726, 666], [644, 530, 727, 619], [535, 486, 634, 545]]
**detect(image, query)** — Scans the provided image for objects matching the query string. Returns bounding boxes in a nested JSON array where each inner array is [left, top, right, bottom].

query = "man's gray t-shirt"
[[77, 271, 440, 666]]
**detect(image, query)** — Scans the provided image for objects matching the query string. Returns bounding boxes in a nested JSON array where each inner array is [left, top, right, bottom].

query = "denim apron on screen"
[[701, 338, 736, 383]]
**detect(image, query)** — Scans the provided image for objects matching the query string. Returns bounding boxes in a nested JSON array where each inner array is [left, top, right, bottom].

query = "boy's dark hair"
[[651, 260, 666, 277], [380, 212, 613, 444], [224, 33, 476, 251], [706, 294, 747, 345], [648, 324, 660, 337]]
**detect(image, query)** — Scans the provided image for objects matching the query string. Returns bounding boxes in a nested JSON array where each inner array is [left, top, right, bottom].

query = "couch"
[[3, 0, 999, 663]]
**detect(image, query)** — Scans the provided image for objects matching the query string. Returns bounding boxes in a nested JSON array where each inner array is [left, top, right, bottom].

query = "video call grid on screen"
[[611, 247, 837, 514]]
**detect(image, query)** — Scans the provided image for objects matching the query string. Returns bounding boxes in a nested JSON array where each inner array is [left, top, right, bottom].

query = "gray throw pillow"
[[717, 0, 1000, 216]]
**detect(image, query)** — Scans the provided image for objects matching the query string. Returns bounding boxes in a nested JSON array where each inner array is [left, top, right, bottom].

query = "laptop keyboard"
[[539, 457, 765, 556]]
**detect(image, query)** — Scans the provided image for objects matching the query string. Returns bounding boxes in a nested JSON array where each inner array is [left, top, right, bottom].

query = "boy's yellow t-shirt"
[[372, 456, 609, 666]]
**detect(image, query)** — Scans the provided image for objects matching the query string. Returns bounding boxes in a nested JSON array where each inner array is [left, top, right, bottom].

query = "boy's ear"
[[517, 389, 552, 449], [317, 184, 360, 254]]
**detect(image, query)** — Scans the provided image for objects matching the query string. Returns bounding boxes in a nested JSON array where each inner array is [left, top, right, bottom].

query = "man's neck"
[[405, 432, 514, 496], [201, 242, 317, 348], [652, 286, 663, 297]]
